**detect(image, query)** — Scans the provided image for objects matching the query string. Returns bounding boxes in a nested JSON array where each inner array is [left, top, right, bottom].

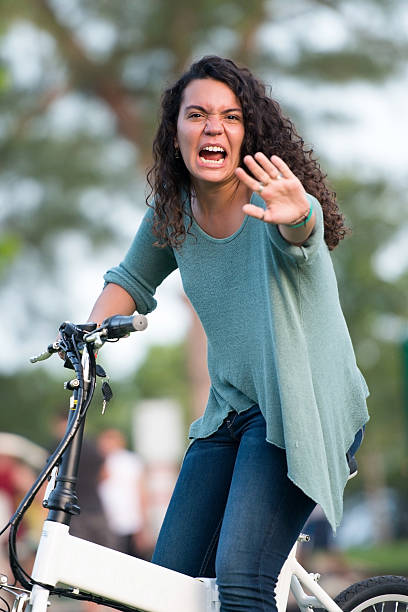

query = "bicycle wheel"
[[333, 575, 408, 612]]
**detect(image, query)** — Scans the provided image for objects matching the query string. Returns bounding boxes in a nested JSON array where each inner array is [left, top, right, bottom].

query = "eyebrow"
[[184, 105, 242, 114]]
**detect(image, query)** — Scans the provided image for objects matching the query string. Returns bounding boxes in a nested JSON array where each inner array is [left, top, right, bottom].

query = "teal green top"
[[104, 193, 369, 530]]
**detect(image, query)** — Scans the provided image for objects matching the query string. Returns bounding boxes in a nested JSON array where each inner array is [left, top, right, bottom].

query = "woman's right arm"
[[88, 283, 138, 326], [89, 205, 177, 325], [57, 283, 136, 356]]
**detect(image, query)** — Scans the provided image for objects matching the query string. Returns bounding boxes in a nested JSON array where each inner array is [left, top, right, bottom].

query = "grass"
[[344, 540, 408, 575]]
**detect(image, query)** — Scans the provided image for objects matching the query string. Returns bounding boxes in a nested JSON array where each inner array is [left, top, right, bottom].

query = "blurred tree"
[[331, 176, 408, 478], [131, 342, 191, 425], [0, 368, 65, 447], [1, 0, 406, 259], [0, 33, 20, 278], [0, 233, 21, 279], [0, 342, 189, 445]]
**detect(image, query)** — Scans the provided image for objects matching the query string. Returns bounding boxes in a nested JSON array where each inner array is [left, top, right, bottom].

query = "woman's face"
[[175, 78, 245, 186]]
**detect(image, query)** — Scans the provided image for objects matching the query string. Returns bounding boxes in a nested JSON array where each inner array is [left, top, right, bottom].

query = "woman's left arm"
[[235, 153, 316, 246]]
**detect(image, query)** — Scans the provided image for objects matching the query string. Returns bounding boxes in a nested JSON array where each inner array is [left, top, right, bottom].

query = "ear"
[[174, 137, 179, 149]]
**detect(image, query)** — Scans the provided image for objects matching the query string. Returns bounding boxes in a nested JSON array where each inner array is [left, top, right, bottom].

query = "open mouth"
[[198, 146, 227, 165]]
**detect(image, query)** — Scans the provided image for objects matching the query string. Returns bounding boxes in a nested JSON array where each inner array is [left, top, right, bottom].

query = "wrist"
[[284, 201, 313, 228]]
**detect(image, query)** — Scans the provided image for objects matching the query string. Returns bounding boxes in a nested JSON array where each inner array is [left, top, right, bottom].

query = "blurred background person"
[[97, 428, 151, 559], [304, 505, 333, 554], [0, 434, 48, 583]]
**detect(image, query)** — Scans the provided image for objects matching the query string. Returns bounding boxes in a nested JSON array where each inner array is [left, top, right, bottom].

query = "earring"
[[175, 147, 180, 159]]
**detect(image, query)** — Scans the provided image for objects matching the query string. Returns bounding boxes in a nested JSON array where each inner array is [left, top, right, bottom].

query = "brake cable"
[[7, 326, 92, 589]]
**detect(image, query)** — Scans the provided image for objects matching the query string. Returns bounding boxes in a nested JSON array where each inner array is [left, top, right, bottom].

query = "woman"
[[88, 56, 369, 611]]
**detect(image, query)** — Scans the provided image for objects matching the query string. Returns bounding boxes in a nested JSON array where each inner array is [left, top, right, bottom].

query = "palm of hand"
[[235, 153, 309, 225]]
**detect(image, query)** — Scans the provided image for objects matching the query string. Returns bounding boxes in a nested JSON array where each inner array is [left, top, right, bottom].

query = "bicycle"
[[1, 314, 408, 612]]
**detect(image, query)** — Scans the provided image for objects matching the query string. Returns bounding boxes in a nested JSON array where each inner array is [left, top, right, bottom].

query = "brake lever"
[[58, 321, 92, 370]]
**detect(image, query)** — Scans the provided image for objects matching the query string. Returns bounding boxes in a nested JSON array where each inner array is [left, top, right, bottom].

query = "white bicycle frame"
[[24, 516, 343, 612]]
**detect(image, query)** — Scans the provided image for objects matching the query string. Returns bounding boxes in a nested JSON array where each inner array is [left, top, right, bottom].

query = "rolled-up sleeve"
[[103, 206, 178, 314], [264, 193, 325, 265]]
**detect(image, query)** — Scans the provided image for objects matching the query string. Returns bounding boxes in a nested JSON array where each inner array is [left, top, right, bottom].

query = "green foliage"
[[0, 65, 9, 90], [0, 367, 66, 447], [289, 47, 397, 83], [330, 175, 408, 484], [0, 360, 136, 448], [0, 343, 190, 446], [81, 374, 142, 440], [0, 232, 21, 278], [130, 342, 191, 425]]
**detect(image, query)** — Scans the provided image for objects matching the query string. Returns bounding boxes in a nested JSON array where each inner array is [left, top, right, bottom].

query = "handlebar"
[[85, 314, 148, 341], [29, 314, 148, 363], [12, 312, 149, 590]]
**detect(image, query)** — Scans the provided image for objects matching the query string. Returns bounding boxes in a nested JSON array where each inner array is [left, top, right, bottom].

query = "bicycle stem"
[[44, 344, 96, 526], [44, 396, 85, 524]]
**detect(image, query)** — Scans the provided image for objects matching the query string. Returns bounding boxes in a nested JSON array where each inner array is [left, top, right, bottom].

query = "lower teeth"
[[199, 157, 224, 164]]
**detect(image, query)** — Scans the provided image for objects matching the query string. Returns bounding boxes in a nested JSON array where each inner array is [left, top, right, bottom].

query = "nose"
[[204, 115, 223, 135]]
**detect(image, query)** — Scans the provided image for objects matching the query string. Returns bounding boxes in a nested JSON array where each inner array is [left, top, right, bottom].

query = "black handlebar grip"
[[101, 314, 148, 338]]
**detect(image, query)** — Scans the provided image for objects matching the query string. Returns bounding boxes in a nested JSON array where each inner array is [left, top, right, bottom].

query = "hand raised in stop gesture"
[[236, 153, 313, 229]]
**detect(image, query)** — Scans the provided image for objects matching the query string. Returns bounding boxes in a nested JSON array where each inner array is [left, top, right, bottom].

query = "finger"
[[253, 152, 281, 179], [235, 167, 265, 192], [243, 155, 273, 184], [242, 203, 265, 221], [270, 155, 292, 179]]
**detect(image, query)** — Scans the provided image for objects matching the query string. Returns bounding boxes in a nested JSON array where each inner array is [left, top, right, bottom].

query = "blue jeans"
[[348, 426, 364, 457], [151, 405, 316, 611]]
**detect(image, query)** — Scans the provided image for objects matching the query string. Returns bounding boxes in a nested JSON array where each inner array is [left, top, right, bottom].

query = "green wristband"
[[288, 202, 313, 228]]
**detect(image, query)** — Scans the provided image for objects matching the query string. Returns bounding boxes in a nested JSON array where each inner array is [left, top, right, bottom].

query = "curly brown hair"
[[147, 55, 348, 251]]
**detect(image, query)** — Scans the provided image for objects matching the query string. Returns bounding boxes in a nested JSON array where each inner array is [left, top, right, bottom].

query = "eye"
[[187, 112, 204, 119], [225, 114, 241, 121]]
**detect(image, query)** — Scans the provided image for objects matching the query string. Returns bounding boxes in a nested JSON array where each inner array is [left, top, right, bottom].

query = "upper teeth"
[[202, 146, 225, 152]]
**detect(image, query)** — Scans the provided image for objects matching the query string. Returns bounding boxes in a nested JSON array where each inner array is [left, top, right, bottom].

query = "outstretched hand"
[[235, 153, 310, 226]]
